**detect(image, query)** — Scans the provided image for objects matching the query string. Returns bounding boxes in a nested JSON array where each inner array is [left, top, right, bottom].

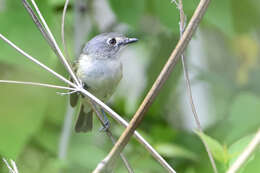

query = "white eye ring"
[[107, 38, 117, 45]]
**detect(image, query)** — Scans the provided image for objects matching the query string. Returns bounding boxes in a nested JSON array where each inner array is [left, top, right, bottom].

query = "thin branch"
[[2, 158, 19, 173], [93, 0, 211, 172], [0, 80, 76, 91], [61, 0, 70, 59], [174, 0, 218, 172], [30, 0, 80, 86], [226, 129, 260, 173]]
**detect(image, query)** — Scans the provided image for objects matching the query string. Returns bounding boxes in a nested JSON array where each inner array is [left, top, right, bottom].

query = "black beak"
[[123, 38, 138, 45]]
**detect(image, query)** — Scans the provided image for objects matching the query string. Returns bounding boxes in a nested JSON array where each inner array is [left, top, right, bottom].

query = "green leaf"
[[108, 0, 146, 27], [204, 0, 234, 36], [155, 143, 197, 160], [196, 131, 228, 163]]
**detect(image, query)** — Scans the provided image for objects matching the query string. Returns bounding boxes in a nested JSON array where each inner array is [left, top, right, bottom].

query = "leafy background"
[[0, 0, 260, 172]]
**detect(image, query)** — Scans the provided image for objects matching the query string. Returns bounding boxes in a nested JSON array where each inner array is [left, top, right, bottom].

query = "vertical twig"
[[93, 0, 211, 172], [226, 129, 260, 173], [58, 0, 73, 162], [173, 0, 218, 173]]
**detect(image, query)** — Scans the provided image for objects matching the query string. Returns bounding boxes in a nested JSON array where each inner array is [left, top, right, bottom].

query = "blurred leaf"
[[155, 143, 197, 160], [231, 0, 260, 33], [151, 0, 179, 32], [225, 93, 260, 143], [196, 131, 228, 163], [151, 0, 198, 33], [232, 35, 259, 85], [17, 145, 62, 173], [143, 33, 181, 119], [108, 0, 145, 27], [0, 0, 56, 69], [67, 134, 107, 172], [204, 0, 234, 36], [34, 123, 60, 155], [228, 134, 255, 169], [0, 68, 49, 158]]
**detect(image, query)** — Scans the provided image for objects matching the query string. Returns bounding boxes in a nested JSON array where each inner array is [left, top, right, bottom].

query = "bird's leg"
[[99, 108, 110, 132]]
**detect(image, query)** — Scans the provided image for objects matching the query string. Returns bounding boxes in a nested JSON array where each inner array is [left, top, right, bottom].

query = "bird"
[[70, 32, 138, 133]]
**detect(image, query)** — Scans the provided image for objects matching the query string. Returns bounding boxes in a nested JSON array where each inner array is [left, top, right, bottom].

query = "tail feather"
[[75, 105, 93, 133]]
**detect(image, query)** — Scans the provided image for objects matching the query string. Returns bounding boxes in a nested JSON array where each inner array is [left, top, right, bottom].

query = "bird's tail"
[[75, 105, 93, 133]]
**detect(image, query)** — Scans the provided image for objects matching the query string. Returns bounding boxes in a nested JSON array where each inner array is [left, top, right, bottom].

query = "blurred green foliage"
[[0, 0, 260, 173]]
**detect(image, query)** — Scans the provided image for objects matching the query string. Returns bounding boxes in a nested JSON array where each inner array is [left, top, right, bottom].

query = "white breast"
[[77, 54, 122, 101]]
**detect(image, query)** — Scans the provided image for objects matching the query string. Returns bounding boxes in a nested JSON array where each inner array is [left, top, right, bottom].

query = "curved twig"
[[173, 0, 218, 172], [61, 0, 70, 59]]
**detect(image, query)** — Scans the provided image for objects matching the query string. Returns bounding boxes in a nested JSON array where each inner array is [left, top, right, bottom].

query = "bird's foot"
[[99, 119, 110, 132], [99, 108, 110, 132]]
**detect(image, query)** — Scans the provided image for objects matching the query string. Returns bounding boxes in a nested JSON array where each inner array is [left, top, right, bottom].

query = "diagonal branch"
[[226, 129, 260, 173], [2, 158, 19, 173], [173, 0, 218, 172], [93, 0, 211, 172]]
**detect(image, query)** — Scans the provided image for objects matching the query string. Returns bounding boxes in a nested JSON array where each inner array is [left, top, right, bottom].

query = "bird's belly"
[[85, 72, 122, 101], [77, 59, 122, 101]]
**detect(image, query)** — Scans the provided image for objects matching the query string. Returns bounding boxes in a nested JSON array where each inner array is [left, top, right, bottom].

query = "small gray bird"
[[70, 33, 138, 133]]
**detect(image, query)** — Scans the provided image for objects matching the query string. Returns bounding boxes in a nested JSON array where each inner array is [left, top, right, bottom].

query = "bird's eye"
[[108, 38, 117, 45]]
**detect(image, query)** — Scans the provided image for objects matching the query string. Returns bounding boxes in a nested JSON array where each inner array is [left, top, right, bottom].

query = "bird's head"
[[82, 33, 138, 59]]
